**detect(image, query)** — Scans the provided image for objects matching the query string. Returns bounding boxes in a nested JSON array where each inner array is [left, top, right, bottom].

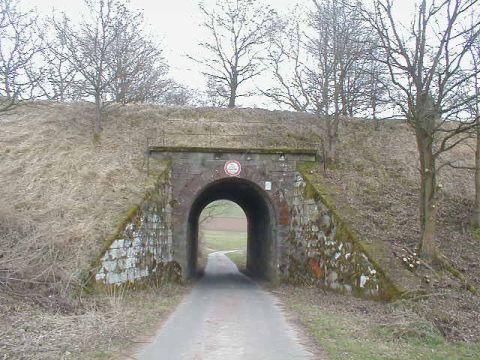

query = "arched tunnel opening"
[[198, 200, 247, 271], [187, 177, 277, 280]]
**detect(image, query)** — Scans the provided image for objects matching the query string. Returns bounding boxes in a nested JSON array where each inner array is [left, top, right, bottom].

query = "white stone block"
[[109, 248, 119, 259], [126, 268, 136, 281], [127, 247, 136, 258], [359, 274, 369, 288], [117, 248, 127, 258], [133, 236, 142, 247], [118, 272, 128, 283], [126, 256, 136, 268], [103, 260, 117, 273], [106, 273, 121, 284], [137, 268, 148, 278]]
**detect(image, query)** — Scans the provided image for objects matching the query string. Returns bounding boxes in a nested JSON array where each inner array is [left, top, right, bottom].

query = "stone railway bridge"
[[93, 146, 405, 299]]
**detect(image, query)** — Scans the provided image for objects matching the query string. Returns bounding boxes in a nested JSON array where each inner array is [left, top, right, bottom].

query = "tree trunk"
[[228, 92, 236, 108], [324, 116, 338, 164], [473, 119, 480, 227], [372, 97, 380, 131], [228, 75, 237, 108], [94, 93, 102, 137], [416, 131, 437, 262], [326, 135, 337, 164]]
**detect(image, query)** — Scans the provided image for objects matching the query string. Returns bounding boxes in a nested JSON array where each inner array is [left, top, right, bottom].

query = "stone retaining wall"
[[95, 170, 176, 285], [285, 172, 382, 298]]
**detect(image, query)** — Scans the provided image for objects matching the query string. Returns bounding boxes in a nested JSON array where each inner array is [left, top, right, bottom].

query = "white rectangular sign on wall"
[[265, 181, 272, 191]]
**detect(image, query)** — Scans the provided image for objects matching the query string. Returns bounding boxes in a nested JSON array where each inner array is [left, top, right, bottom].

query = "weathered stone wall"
[[92, 147, 402, 299], [284, 172, 383, 298], [95, 170, 177, 285]]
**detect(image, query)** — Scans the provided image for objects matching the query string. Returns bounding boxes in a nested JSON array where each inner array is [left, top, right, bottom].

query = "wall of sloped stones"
[[285, 173, 382, 298], [95, 171, 178, 285]]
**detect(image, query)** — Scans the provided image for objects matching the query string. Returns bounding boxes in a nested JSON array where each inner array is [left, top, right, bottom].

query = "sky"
[[27, 0, 418, 109]]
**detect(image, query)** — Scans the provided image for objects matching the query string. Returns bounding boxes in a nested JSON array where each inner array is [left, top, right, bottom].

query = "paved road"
[[135, 251, 313, 360]]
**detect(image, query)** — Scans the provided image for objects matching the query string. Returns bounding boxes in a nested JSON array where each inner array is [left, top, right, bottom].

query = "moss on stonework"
[[84, 160, 172, 292], [91, 261, 183, 293], [149, 145, 317, 157], [297, 162, 421, 300]]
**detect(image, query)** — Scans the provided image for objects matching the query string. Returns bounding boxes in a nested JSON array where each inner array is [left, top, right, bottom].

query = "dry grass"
[[0, 103, 476, 294], [278, 285, 480, 359], [0, 285, 187, 359], [312, 120, 480, 341], [0, 102, 316, 294], [1, 103, 151, 293], [0, 101, 478, 355], [0, 102, 316, 358]]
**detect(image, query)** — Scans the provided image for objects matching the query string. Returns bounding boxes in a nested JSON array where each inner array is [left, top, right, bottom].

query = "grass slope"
[[279, 286, 480, 359], [303, 120, 480, 341], [0, 101, 478, 354]]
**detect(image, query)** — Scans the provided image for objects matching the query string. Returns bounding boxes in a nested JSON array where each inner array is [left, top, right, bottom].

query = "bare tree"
[[0, 0, 43, 113], [38, 17, 81, 102], [106, 7, 171, 105], [364, 42, 391, 130], [263, 0, 374, 163], [52, 0, 122, 137], [308, 0, 377, 161], [50, 0, 179, 134], [192, 0, 277, 108], [162, 83, 198, 106], [262, 15, 311, 112], [466, 29, 480, 227], [364, 0, 480, 262]]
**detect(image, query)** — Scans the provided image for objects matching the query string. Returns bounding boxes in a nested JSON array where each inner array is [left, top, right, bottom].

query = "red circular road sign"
[[224, 160, 241, 176]]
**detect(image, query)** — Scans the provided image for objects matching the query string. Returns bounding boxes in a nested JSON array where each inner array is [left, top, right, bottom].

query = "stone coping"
[[148, 146, 318, 156]]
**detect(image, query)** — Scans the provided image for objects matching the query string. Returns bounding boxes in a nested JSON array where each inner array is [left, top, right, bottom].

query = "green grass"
[[202, 230, 247, 251], [201, 229, 247, 269], [224, 250, 246, 270], [285, 298, 480, 359], [199, 200, 247, 269]]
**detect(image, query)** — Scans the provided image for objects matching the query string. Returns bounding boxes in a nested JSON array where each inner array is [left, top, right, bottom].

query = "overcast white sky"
[[27, 0, 418, 108]]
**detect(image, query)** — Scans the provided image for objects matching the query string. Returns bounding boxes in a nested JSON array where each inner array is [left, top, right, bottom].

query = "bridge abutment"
[[93, 146, 404, 300]]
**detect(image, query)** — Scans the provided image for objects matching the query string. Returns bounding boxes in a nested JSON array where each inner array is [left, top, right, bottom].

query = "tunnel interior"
[[187, 177, 276, 280]]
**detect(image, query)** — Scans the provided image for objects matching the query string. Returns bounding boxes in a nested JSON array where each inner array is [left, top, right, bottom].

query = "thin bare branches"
[[191, 0, 277, 108], [0, 0, 43, 113]]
